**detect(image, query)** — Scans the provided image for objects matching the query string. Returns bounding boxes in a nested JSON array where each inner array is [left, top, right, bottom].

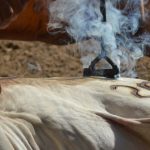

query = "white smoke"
[[48, 0, 150, 77]]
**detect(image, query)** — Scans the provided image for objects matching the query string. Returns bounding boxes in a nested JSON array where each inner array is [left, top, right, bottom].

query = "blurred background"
[[0, 40, 149, 80], [0, 0, 150, 81]]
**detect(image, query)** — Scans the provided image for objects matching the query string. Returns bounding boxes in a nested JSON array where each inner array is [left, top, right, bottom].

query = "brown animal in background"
[[0, 0, 72, 45], [0, 0, 28, 29], [0, 0, 150, 55]]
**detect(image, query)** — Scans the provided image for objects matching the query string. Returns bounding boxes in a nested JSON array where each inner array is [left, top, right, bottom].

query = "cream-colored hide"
[[0, 77, 150, 150]]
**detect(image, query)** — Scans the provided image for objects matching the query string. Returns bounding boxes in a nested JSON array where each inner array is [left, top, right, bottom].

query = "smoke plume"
[[48, 0, 150, 77]]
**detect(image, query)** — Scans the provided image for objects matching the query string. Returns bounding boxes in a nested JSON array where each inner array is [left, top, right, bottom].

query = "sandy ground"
[[0, 40, 150, 81]]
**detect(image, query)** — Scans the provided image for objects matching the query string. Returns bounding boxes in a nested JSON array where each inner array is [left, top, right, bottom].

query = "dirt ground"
[[0, 40, 150, 81]]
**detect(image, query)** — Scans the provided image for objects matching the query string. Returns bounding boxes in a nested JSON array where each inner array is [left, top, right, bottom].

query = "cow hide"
[[0, 77, 150, 150]]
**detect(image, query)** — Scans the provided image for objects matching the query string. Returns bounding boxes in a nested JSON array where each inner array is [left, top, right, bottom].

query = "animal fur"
[[0, 77, 150, 150]]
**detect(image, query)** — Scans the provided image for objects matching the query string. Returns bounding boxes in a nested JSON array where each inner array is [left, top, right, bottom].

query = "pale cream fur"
[[0, 77, 150, 150]]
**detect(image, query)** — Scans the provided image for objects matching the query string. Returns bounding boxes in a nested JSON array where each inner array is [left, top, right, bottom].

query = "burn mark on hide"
[[137, 82, 150, 91], [110, 82, 150, 98]]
